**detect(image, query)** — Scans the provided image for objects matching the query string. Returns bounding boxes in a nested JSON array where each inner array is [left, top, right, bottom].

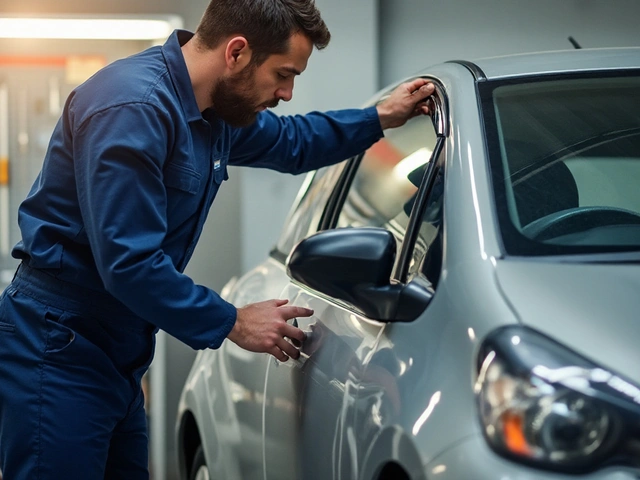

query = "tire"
[[189, 445, 210, 480]]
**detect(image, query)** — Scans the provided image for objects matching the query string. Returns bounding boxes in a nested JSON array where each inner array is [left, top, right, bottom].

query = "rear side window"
[[276, 164, 346, 255]]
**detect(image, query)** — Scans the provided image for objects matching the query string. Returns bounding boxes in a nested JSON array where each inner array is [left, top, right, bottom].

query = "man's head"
[[196, 0, 330, 66], [194, 0, 331, 127]]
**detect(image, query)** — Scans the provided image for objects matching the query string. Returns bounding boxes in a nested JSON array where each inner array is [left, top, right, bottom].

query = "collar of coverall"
[[162, 29, 204, 123]]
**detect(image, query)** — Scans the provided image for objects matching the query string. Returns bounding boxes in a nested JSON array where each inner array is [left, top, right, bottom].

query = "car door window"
[[336, 114, 437, 248], [407, 162, 445, 288], [276, 163, 347, 255]]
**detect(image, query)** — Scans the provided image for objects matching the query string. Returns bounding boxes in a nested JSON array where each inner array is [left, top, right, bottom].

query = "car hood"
[[493, 258, 640, 386]]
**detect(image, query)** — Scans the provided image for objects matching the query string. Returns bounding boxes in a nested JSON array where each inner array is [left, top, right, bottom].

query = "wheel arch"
[[375, 461, 411, 480], [177, 409, 202, 480], [359, 425, 427, 480]]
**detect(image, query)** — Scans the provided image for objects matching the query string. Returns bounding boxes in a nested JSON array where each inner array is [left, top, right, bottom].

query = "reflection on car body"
[[177, 48, 640, 480]]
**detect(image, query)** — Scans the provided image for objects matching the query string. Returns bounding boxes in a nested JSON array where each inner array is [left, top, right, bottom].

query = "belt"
[[12, 262, 153, 332]]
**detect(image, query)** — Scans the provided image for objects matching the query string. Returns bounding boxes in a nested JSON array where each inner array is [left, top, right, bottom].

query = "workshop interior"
[[0, 1, 639, 479]]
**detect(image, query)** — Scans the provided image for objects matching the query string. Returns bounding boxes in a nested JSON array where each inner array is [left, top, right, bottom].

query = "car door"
[[262, 91, 442, 480], [198, 162, 350, 480]]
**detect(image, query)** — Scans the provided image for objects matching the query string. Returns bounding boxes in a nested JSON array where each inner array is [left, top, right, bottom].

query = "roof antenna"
[[568, 36, 582, 49]]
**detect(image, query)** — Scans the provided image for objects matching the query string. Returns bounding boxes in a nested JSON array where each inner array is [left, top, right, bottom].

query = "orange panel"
[[0, 56, 67, 67], [0, 157, 8, 185]]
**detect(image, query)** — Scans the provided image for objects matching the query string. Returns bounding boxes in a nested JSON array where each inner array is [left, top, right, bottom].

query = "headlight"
[[475, 327, 640, 472]]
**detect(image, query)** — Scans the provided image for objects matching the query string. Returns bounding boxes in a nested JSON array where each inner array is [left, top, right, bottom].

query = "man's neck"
[[181, 37, 224, 112]]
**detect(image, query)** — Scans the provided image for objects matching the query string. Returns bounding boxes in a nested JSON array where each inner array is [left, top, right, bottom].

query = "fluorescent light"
[[0, 15, 183, 40], [392, 147, 432, 181]]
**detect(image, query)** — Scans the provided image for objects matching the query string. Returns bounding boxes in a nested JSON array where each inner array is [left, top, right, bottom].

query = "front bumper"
[[424, 434, 640, 480]]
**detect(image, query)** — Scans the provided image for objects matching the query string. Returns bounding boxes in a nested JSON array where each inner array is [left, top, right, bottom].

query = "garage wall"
[[378, 0, 640, 86], [5, 0, 241, 299], [4, 1, 638, 478], [0, 0, 378, 296], [0, 3, 377, 479], [238, 0, 379, 274]]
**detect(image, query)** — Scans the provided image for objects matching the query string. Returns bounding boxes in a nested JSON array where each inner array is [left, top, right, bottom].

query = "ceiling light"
[[392, 147, 433, 181], [0, 15, 183, 40]]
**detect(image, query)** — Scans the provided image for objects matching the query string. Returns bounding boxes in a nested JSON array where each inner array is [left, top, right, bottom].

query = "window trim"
[[273, 76, 451, 285], [318, 152, 364, 231], [396, 137, 446, 283], [321, 77, 450, 284]]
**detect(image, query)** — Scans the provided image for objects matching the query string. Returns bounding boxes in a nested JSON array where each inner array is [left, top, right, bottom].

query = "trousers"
[[0, 263, 157, 479]]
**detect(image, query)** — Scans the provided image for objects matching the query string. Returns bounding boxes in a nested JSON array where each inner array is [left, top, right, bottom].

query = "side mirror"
[[287, 228, 432, 322]]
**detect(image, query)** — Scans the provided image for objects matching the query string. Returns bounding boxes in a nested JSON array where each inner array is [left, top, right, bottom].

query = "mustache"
[[263, 99, 280, 109]]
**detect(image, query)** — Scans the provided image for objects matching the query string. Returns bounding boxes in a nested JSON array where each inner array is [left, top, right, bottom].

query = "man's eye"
[[278, 73, 289, 79]]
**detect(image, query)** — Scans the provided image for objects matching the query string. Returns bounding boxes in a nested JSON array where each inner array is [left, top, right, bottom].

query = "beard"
[[210, 64, 279, 128]]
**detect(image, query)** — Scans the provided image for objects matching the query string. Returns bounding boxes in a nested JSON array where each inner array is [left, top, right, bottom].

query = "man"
[[0, 0, 434, 478]]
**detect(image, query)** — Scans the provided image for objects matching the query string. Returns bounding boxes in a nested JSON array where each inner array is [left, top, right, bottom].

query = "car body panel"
[[178, 258, 290, 480], [470, 47, 640, 80], [262, 253, 519, 479], [425, 433, 639, 479], [494, 259, 640, 385], [263, 283, 386, 479], [177, 48, 640, 480], [352, 256, 517, 476], [421, 64, 505, 263]]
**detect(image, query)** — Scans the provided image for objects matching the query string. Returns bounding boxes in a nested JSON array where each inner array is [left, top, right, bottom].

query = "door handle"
[[290, 317, 314, 349], [277, 317, 311, 367], [291, 318, 302, 348]]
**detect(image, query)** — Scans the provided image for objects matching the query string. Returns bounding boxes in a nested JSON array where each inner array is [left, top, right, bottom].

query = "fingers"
[[405, 77, 430, 93], [268, 331, 303, 362], [232, 298, 313, 361], [403, 78, 434, 98], [282, 322, 306, 343], [399, 80, 435, 115], [413, 103, 431, 116], [277, 336, 301, 359], [270, 345, 290, 362], [279, 305, 314, 319], [378, 79, 436, 130], [412, 83, 435, 102]]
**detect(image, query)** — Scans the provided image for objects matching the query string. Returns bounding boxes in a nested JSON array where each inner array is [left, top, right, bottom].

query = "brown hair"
[[195, 0, 331, 65]]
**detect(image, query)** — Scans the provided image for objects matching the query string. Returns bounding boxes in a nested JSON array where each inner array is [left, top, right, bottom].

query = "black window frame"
[[318, 76, 450, 284]]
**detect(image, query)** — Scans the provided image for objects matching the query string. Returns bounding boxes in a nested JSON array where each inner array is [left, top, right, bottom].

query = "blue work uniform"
[[0, 30, 383, 479]]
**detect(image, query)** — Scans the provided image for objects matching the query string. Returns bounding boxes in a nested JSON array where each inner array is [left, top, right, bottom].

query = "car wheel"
[[190, 445, 209, 480]]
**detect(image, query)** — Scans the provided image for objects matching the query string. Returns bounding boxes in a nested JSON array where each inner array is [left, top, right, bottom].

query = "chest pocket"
[[163, 162, 203, 232], [163, 162, 201, 194]]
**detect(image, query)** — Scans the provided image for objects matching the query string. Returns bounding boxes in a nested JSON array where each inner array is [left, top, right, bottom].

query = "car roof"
[[461, 47, 640, 80]]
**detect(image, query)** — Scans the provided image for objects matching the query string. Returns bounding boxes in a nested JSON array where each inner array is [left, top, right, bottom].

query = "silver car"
[[176, 48, 640, 480]]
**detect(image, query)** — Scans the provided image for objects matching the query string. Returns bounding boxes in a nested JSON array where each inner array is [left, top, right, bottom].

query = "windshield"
[[482, 73, 640, 256]]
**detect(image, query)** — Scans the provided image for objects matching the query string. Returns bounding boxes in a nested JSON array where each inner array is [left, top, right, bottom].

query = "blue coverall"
[[0, 30, 383, 479]]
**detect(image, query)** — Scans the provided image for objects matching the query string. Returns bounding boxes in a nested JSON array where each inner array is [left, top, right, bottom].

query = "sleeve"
[[228, 106, 384, 174], [73, 104, 236, 350]]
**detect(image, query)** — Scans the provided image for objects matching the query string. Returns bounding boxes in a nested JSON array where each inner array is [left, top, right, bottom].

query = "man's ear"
[[224, 36, 252, 71]]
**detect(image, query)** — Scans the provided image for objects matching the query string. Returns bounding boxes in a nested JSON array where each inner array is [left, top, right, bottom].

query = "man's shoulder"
[[69, 47, 177, 124]]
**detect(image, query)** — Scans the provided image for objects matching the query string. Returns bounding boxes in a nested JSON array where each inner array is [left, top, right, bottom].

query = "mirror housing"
[[287, 228, 432, 322]]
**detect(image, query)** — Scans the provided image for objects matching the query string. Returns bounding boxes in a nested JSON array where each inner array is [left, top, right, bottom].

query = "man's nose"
[[277, 87, 293, 102]]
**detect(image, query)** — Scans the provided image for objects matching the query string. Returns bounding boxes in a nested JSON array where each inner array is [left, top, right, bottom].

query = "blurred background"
[[0, 0, 638, 478]]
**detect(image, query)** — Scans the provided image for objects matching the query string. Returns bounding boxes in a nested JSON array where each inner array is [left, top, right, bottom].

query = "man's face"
[[211, 32, 313, 128]]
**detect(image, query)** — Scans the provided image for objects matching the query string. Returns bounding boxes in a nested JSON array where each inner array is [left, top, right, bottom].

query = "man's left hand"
[[376, 78, 435, 130]]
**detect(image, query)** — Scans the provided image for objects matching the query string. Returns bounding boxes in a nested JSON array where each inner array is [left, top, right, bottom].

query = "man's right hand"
[[226, 299, 311, 361], [376, 78, 435, 130]]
